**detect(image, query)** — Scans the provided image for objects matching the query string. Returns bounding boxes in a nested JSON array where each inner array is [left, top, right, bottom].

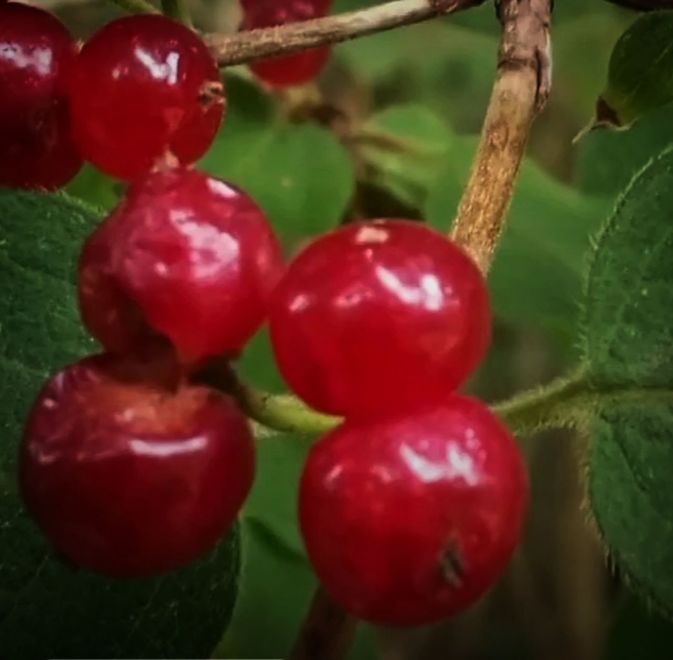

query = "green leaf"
[[576, 104, 673, 196], [583, 146, 673, 388], [357, 104, 452, 208], [201, 75, 355, 249], [594, 11, 673, 128], [425, 137, 608, 341], [582, 145, 673, 618], [0, 189, 240, 658], [589, 398, 673, 618]]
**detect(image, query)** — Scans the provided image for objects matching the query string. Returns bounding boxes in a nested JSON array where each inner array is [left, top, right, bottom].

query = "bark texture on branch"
[[606, 0, 673, 9], [289, 587, 357, 660], [451, 0, 553, 273], [206, 0, 487, 67]]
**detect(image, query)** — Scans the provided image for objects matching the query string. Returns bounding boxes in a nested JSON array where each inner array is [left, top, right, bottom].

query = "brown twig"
[[205, 0, 487, 67], [606, 0, 673, 9], [451, 0, 553, 273], [289, 587, 357, 660]]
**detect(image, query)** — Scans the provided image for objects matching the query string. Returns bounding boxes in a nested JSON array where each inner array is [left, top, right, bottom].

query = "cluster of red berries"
[[270, 222, 529, 625], [0, 0, 331, 190], [22, 208, 528, 625], [5, 2, 528, 629]]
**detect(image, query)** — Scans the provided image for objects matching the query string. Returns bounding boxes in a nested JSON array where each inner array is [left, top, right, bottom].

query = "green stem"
[[234, 364, 673, 441], [493, 367, 591, 437], [109, 0, 160, 14], [237, 367, 595, 439], [161, 0, 193, 27], [237, 384, 340, 435], [492, 369, 673, 438]]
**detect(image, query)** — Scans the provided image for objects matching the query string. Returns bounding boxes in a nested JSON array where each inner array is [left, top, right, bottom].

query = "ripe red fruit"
[[69, 15, 224, 181], [0, 2, 82, 189], [20, 352, 255, 578], [241, 0, 331, 87], [300, 397, 528, 626], [78, 168, 284, 366], [269, 220, 491, 417]]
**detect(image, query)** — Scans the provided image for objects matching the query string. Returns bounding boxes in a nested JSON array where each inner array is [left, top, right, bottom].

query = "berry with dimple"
[[241, 0, 331, 87], [69, 15, 224, 181], [269, 220, 491, 417], [300, 396, 528, 626], [0, 1, 82, 189], [20, 352, 255, 578], [78, 167, 284, 366]]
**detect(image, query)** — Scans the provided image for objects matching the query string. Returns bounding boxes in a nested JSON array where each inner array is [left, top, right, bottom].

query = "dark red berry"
[[69, 15, 224, 181], [20, 352, 255, 578], [300, 397, 528, 626], [78, 167, 284, 366], [269, 220, 491, 417], [0, 2, 82, 189], [241, 0, 331, 87]]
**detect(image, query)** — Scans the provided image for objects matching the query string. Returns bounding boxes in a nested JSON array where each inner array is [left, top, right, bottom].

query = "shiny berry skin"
[[20, 352, 255, 578], [300, 396, 528, 626], [269, 220, 491, 417], [78, 168, 284, 366], [69, 15, 224, 181], [0, 2, 82, 189], [241, 0, 331, 88]]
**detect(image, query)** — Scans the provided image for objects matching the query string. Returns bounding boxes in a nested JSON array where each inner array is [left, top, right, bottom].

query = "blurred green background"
[[48, 0, 673, 657]]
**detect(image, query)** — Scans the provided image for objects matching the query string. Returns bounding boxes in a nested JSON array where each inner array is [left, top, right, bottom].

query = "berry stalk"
[[237, 368, 592, 440], [237, 384, 339, 435]]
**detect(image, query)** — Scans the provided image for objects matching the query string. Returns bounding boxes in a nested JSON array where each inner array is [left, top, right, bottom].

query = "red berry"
[[69, 15, 224, 181], [78, 168, 284, 366], [269, 220, 491, 417], [300, 397, 528, 626], [241, 0, 331, 87], [0, 2, 82, 189], [20, 352, 255, 578]]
